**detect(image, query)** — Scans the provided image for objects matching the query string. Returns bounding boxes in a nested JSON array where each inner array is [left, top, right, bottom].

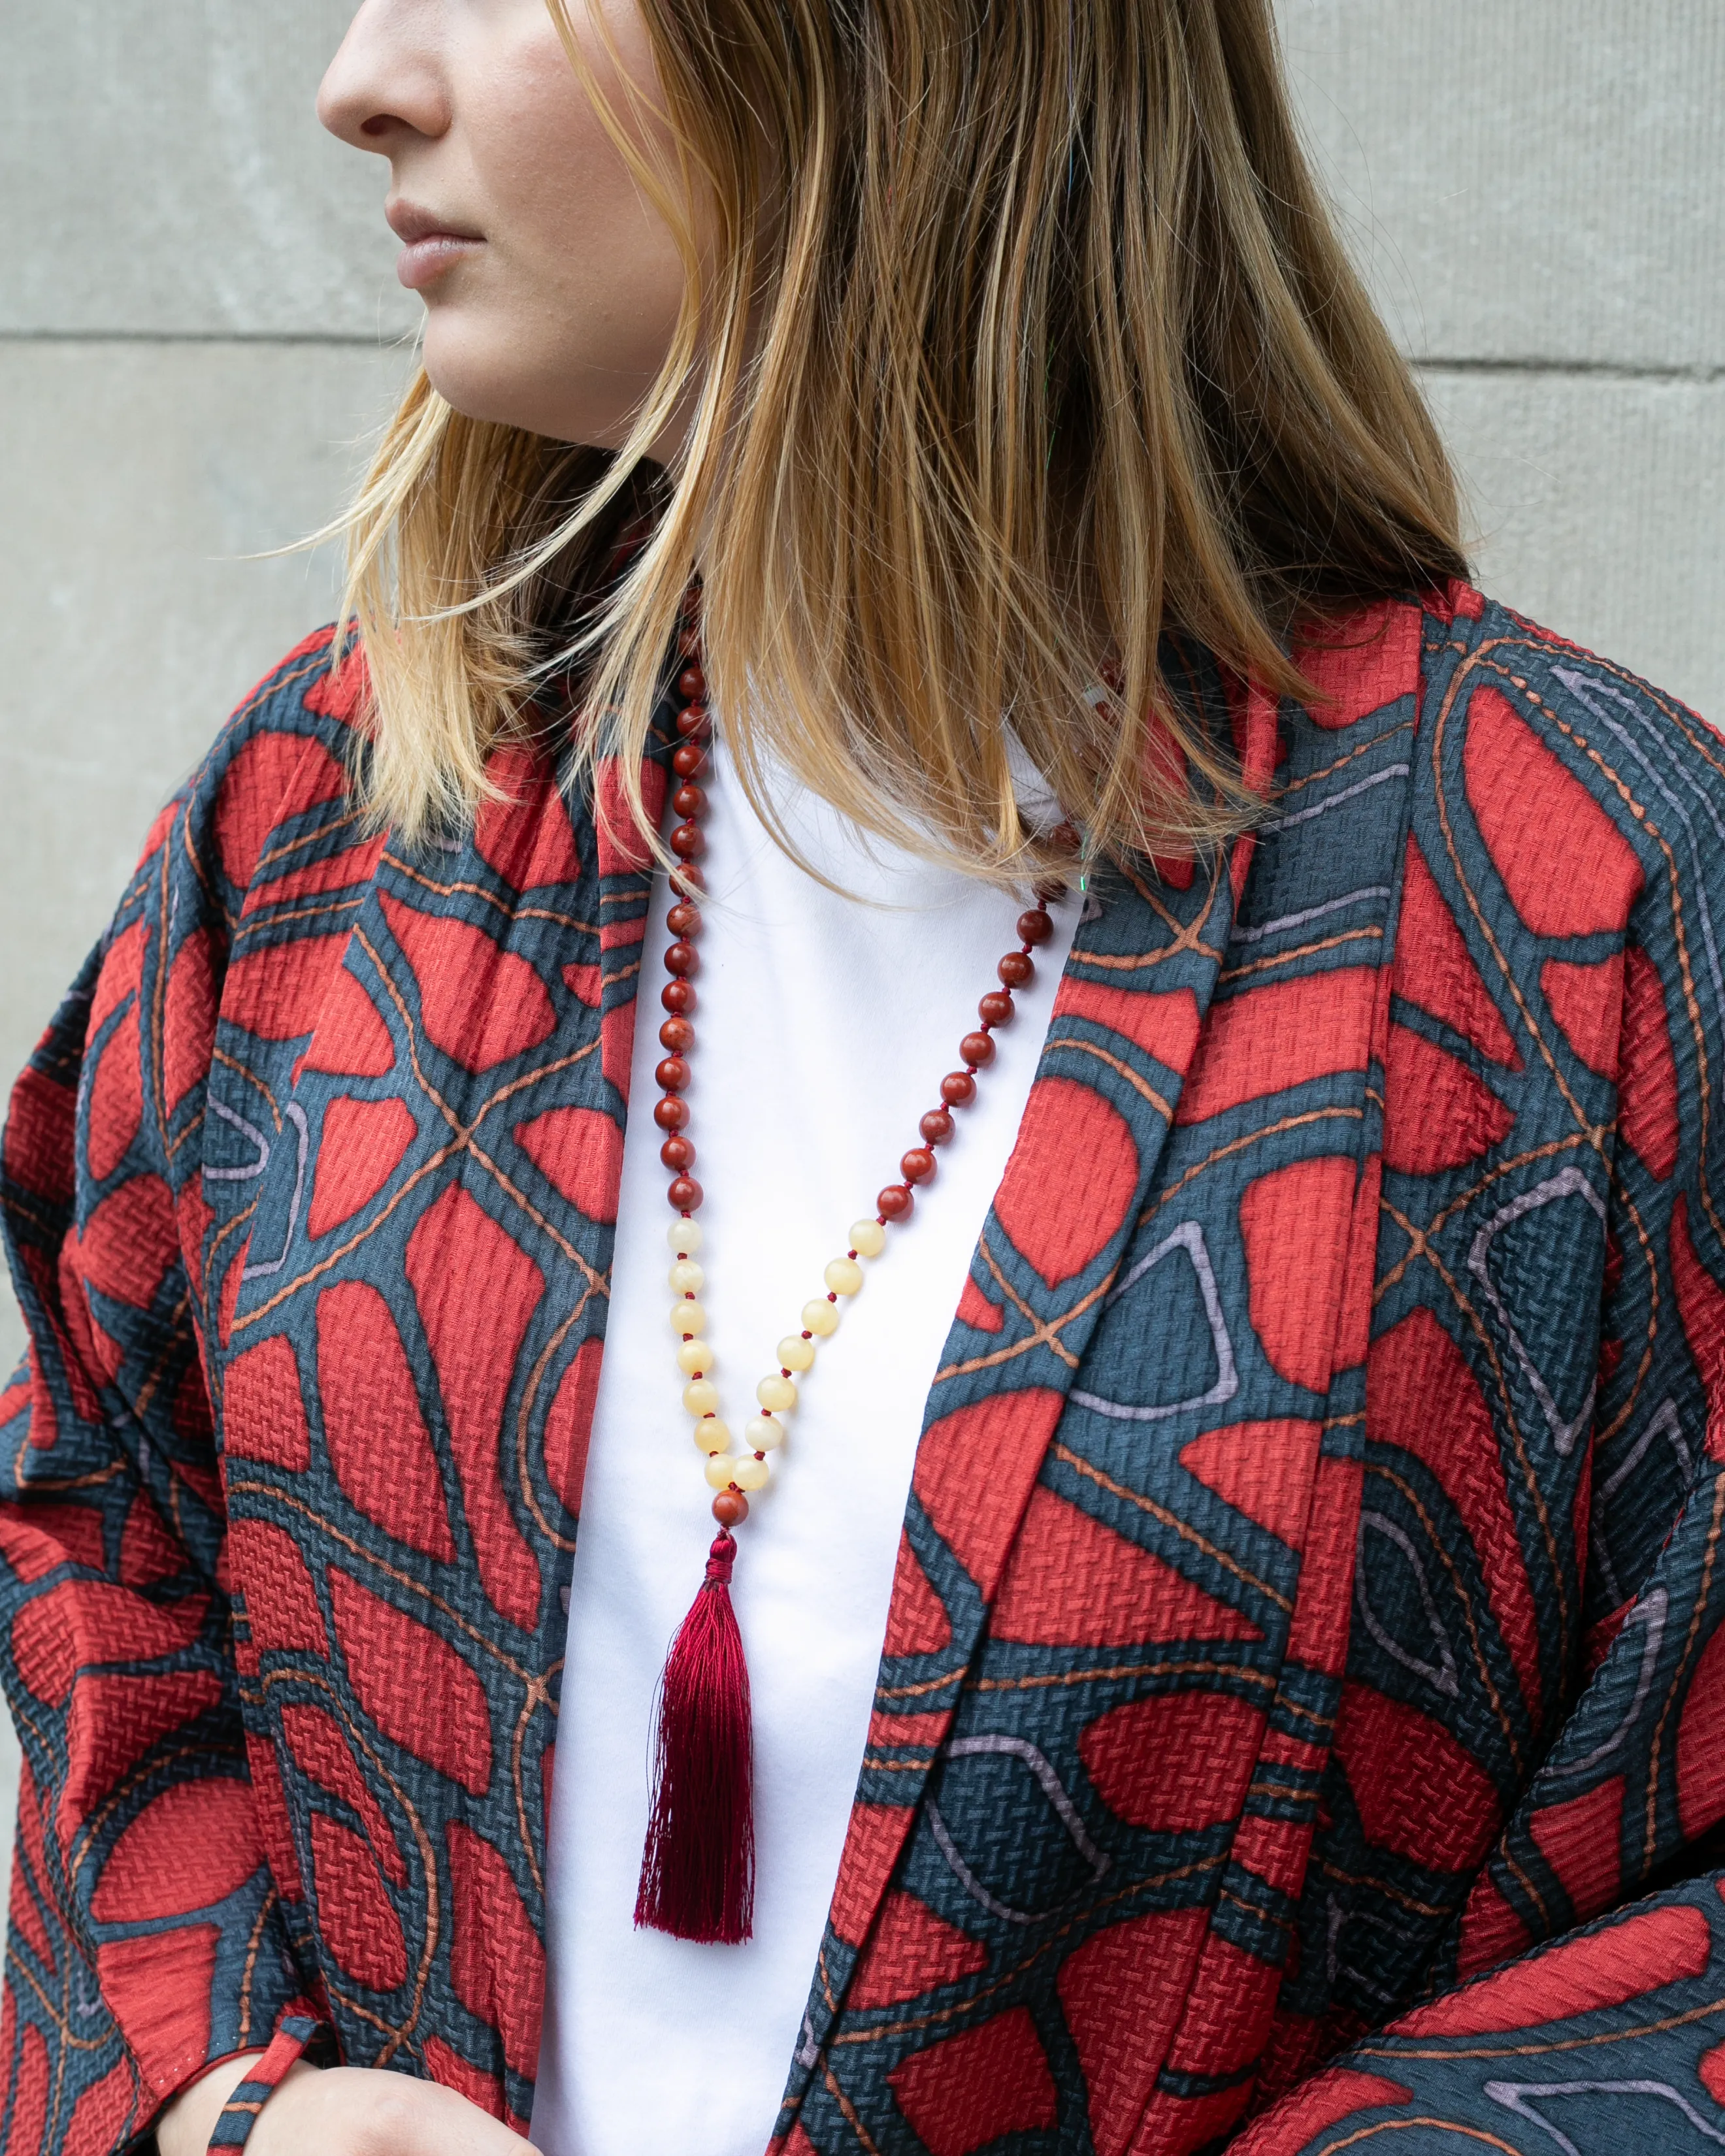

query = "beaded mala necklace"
[[634, 625, 1069, 1946]]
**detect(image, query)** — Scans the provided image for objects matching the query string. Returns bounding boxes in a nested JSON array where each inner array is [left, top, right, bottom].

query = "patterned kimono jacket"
[[6, 581, 1725, 2156]]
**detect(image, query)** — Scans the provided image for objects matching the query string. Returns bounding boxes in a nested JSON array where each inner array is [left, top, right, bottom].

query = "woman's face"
[[319, 0, 688, 453]]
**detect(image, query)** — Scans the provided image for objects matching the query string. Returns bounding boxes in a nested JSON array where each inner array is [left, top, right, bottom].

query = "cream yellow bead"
[[668, 1218, 703, 1256], [676, 1338, 712, 1377], [824, 1257, 864, 1297], [756, 1373, 798, 1414], [732, 1452, 771, 1492], [668, 1260, 705, 1295], [693, 1416, 731, 1454], [704, 1450, 739, 1489], [802, 1298, 840, 1337], [778, 1334, 817, 1372], [682, 1379, 720, 1418], [746, 1414, 785, 1452], [849, 1218, 887, 1259], [670, 1299, 708, 1335]]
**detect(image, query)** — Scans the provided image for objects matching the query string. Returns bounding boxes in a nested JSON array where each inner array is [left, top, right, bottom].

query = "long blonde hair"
[[338, 0, 1464, 878]]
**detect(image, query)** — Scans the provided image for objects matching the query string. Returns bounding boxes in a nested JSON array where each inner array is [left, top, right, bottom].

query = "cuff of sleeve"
[[205, 2005, 321, 2150]]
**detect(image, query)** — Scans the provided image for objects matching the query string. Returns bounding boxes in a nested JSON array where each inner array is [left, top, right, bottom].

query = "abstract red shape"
[[406, 1184, 545, 1628], [1294, 604, 1422, 730], [829, 1802, 918, 1947], [1541, 954, 1624, 1079], [95, 1925, 218, 2093], [330, 1568, 493, 1796], [1080, 1690, 1267, 1831], [993, 1484, 1259, 1646], [849, 1892, 988, 2009], [474, 752, 583, 889], [1368, 1307, 1545, 1712], [593, 758, 661, 874], [380, 896, 556, 1073], [1529, 1774, 1624, 1917], [8, 1999, 49, 2153], [1618, 943, 1680, 1179], [422, 2036, 507, 2123], [888, 2006, 1057, 2156], [316, 1281, 455, 1563], [120, 1490, 184, 1587], [11, 1582, 206, 1708], [227, 1520, 327, 1657], [221, 1331, 311, 1471], [514, 1105, 623, 1224], [308, 1096, 417, 1238], [913, 1388, 1063, 1597], [1396, 840, 1520, 1067], [446, 1820, 545, 2078], [1701, 2037, 1725, 2108], [61, 1671, 223, 1842], [1, 1499, 108, 1584], [1177, 969, 1378, 1126], [1179, 1420, 1322, 1551], [90, 1778, 262, 1922], [86, 1006, 143, 1182], [1677, 1620, 1725, 1840], [600, 995, 638, 1096], [1235, 2069, 1412, 2152], [544, 1337, 603, 1514], [1463, 687, 1643, 938], [1382, 1022, 1513, 1174], [955, 1275, 1004, 1334], [1054, 1908, 1211, 2156], [1398, 1901, 1711, 2037], [281, 1703, 406, 1886], [1050, 979, 1203, 1073], [77, 1175, 178, 1313], [242, 837, 387, 914], [883, 1535, 952, 1658], [993, 1077, 1140, 1288], [1334, 1683, 1500, 1872], [1456, 1867, 1534, 1980], [215, 730, 346, 892], [68, 2056, 139, 2150], [298, 962, 397, 1079], [310, 1810, 408, 1992], [1238, 1154, 1359, 1391], [562, 962, 603, 1007], [223, 935, 350, 1045], [163, 928, 220, 1115]]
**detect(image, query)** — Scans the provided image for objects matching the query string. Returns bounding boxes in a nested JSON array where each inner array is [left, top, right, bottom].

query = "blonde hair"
[[338, 0, 1465, 879]]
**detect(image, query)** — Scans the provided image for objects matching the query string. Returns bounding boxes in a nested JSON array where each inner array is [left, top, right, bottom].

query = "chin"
[[420, 315, 632, 449]]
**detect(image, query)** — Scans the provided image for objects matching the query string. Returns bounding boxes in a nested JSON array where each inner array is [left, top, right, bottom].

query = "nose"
[[318, 0, 451, 153]]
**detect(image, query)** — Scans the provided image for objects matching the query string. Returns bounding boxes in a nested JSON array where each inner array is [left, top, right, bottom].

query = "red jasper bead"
[[677, 627, 701, 658], [678, 666, 707, 700], [668, 1174, 704, 1210], [670, 821, 705, 859], [877, 1183, 915, 1221], [672, 741, 706, 779], [900, 1147, 936, 1185], [664, 941, 700, 977], [978, 990, 1015, 1026], [656, 1056, 691, 1092], [661, 978, 697, 1015], [659, 1016, 694, 1053], [653, 1094, 690, 1132], [961, 1030, 995, 1068], [660, 1134, 696, 1171], [666, 900, 702, 938], [674, 705, 709, 738], [672, 863, 706, 896], [940, 1070, 978, 1107], [1017, 908, 1053, 946], [998, 950, 1034, 988], [672, 783, 706, 819], [919, 1107, 955, 1145], [712, 1490, 749, 1527]]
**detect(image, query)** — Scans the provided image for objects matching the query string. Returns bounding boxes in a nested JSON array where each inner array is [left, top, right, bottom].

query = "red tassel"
[[634, 1529, 755, 1942]]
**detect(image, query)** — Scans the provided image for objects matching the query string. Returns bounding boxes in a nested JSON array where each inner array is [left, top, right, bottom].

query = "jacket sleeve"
[[0, 640, 347, 2153], [1234, 709, 1725, 2150]]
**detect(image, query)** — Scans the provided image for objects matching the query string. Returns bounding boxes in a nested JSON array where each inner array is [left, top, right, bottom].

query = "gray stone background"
[[0, 1, 1722, 1862]]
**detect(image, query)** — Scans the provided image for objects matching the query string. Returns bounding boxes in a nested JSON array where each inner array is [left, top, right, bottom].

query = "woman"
[[5, 0, 1725, 2151]]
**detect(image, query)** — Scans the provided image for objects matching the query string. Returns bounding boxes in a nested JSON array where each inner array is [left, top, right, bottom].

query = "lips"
[[386, 199, 485, 291]]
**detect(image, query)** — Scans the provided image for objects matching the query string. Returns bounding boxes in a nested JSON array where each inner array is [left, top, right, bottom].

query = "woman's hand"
[[156, 2057, 537, 2155]]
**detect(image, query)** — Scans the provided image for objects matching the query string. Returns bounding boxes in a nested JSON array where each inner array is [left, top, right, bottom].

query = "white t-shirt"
[[532, 745, 1077, 2155]]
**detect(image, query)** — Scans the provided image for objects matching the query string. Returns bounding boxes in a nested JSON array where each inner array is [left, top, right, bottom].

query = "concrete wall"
[[1, 3, 1722, 1867]]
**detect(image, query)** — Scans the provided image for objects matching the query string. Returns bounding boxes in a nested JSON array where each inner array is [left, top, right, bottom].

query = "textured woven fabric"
[[4, 585, 1725, 2155], [203, 2008, 319, 2149]]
